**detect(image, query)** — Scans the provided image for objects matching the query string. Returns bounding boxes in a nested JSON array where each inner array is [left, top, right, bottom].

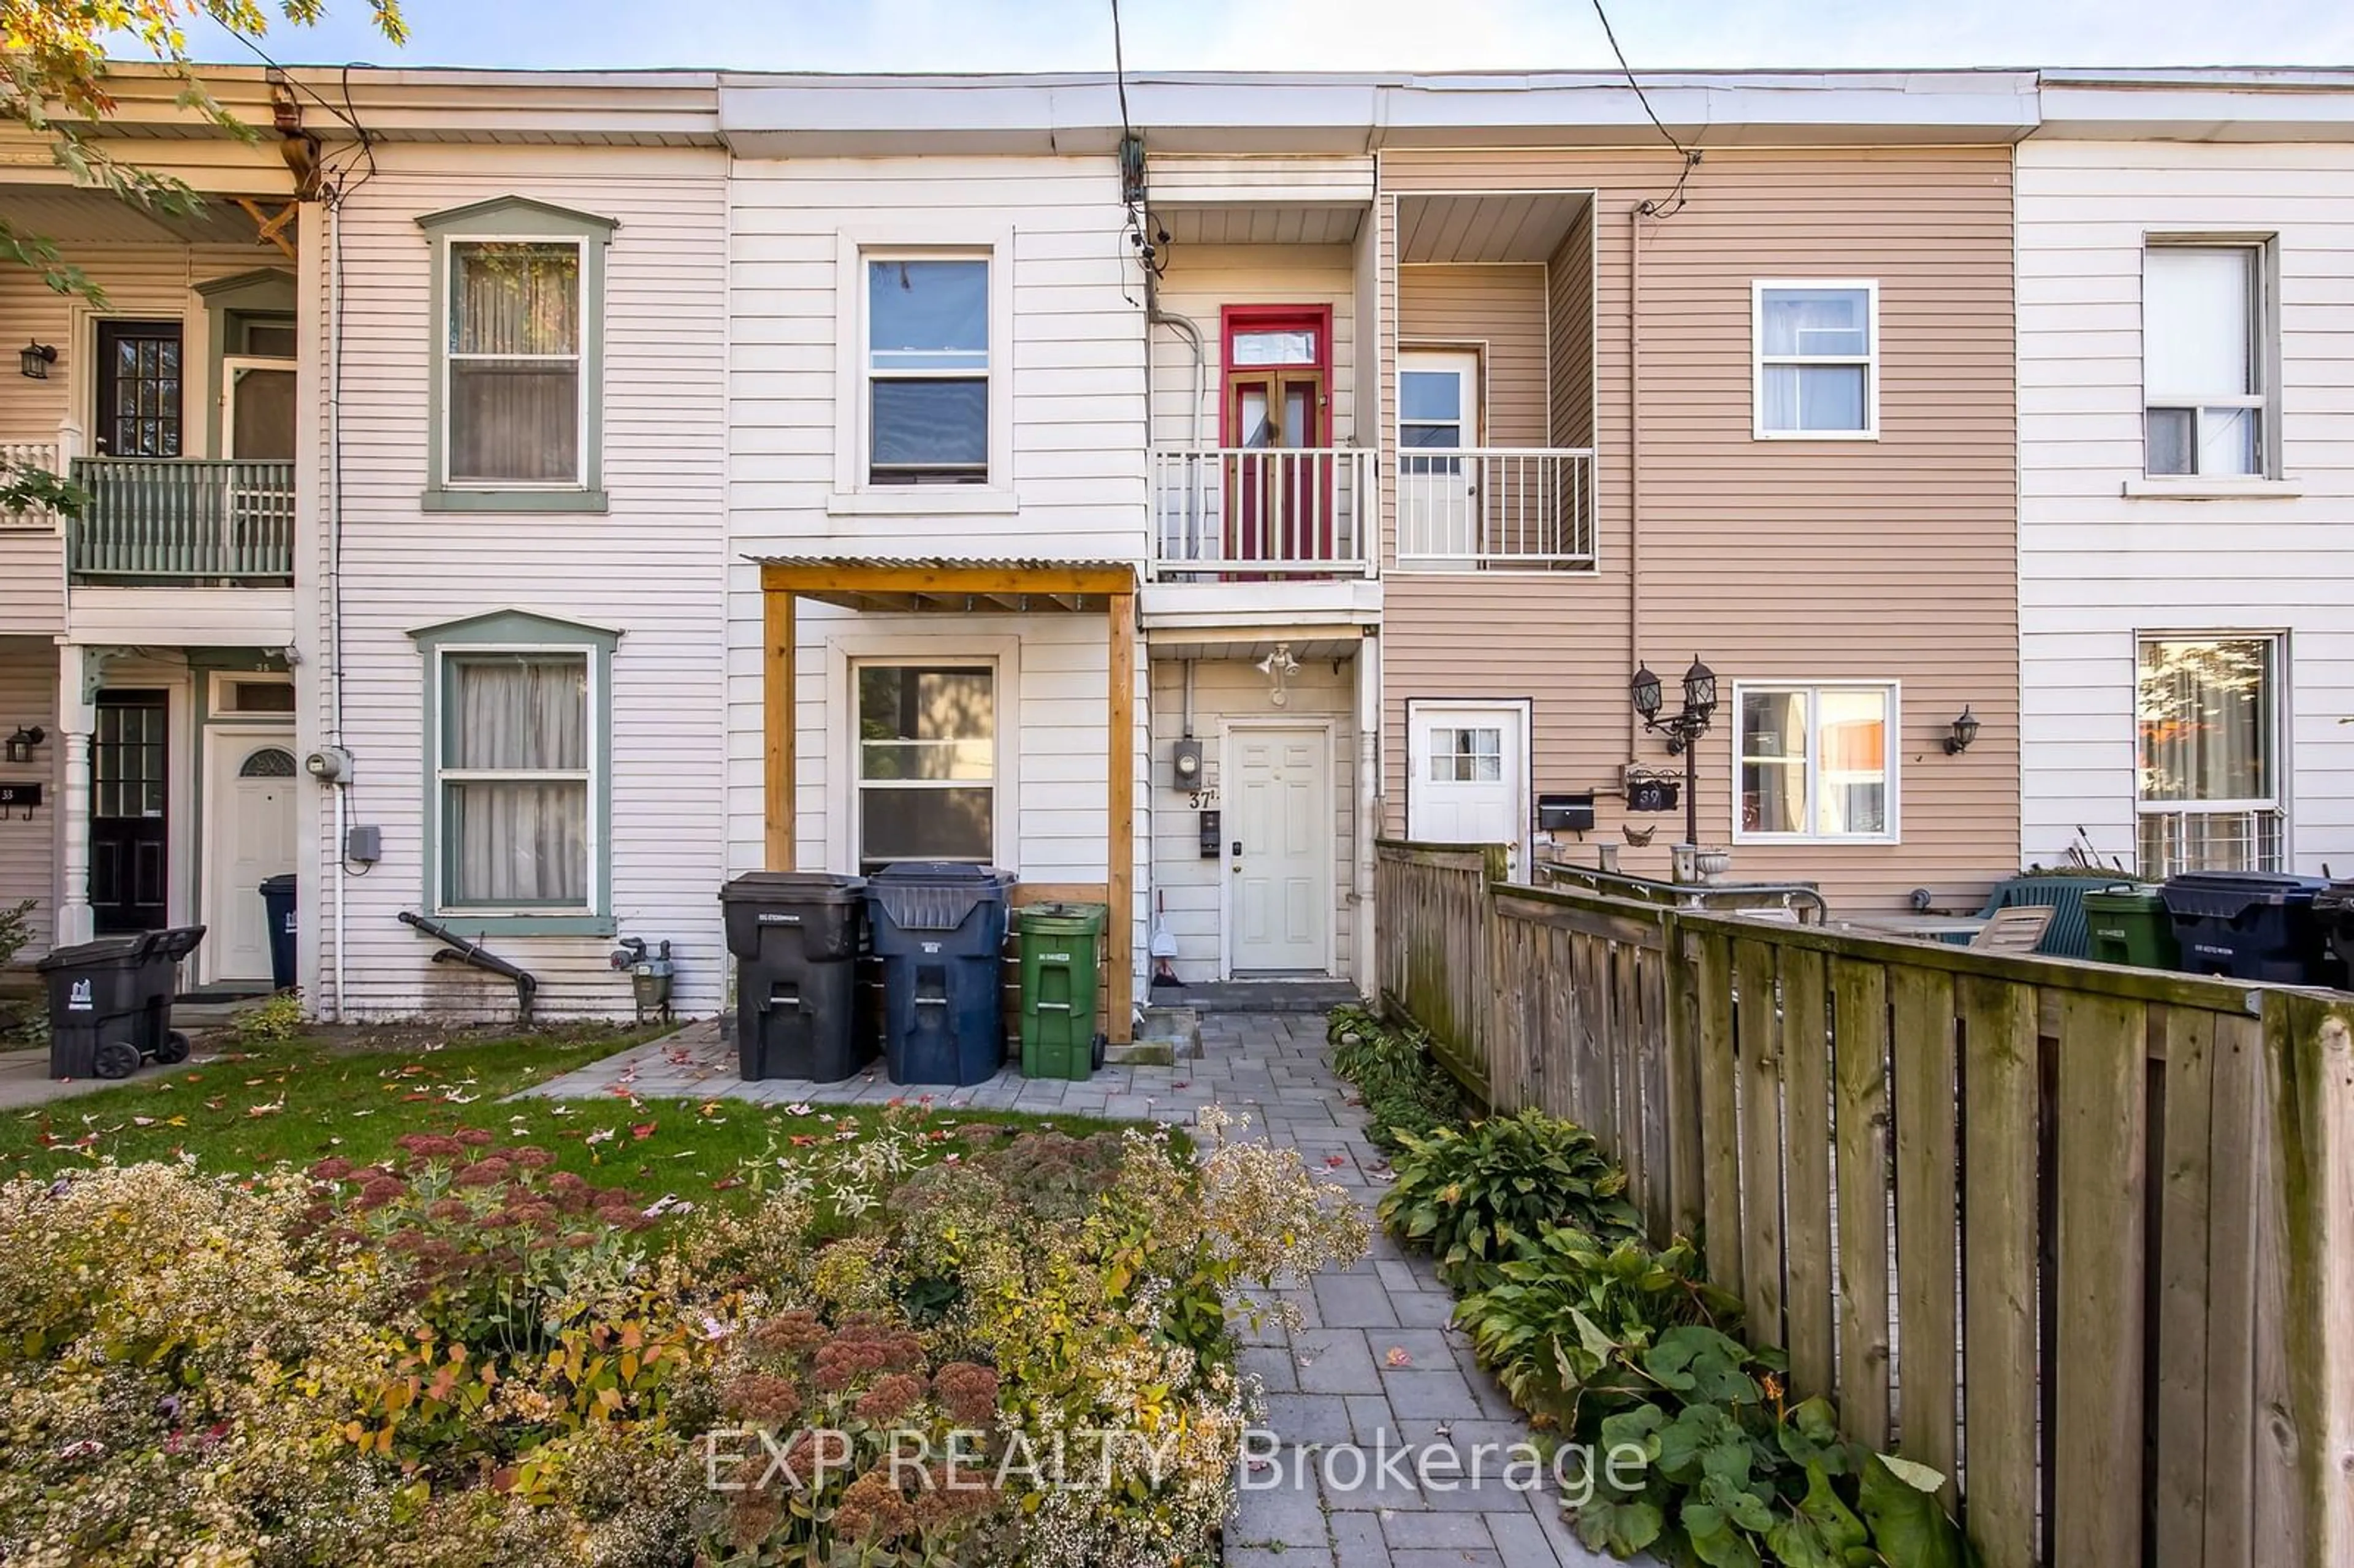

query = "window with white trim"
[[2144, 244, 2272, 478], [437, 650, 595, 910], [866, 257, 989, 485], [856, 664, 995, 873], [1428, 726, 1501, 782], [1754, 283, 1878, 438], [2137, 636, 2282, 876], [1735, 683, 1896, 841]]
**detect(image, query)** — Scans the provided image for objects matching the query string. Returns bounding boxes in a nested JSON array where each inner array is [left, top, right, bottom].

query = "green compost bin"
[[2084, 887, 2177, 970], [1015, 902, 1107, 1081]]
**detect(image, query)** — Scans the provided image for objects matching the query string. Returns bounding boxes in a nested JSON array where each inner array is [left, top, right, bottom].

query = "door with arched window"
[[204, 715, 298, 986]]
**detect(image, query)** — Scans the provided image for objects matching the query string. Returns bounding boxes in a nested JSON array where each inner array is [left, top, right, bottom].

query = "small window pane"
[[1816, 688, 1889, 836], [860, 788, 994, 869], [452, 243, 579, 356], [449, 363, 579, 482], [2146, 408, 2195, 475], [859, 668, 993, 763], [446, 655, 588, 772], [244, 322, 299, 357], [2146, 247, 2252, 399], [446, 780, 588, 904], [1743, 761, 1807, 835], [869, 259, 987, 366], [226, 680, 296, 714], [1740, 691, 1806, 759], [1761, 289, 1870, 357], [2199, 406, 2260, 477], [1230, 329, 1317, 366], [1763, 364, 1867, 433], [1401, 371, 1462, 422], [870, 380, 987, 475]]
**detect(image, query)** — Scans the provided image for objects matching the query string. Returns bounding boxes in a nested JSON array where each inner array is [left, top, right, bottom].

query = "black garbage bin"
[[259, 873, 297, 992], [2311, 881, 2354, 991], [866, 862, 1015, 1087], [37, 925, 205, 1080], [2159, 872, 2333, 984], [718, 872, 869, 1081]]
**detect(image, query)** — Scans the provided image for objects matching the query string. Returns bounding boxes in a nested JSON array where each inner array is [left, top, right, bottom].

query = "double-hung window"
[[413, 610, 617, 933], [1735, 683, 1897, 841], [2144, 243, 2271, 478], [856, 664, 996, 873], [417, 196, 614, 511], [866, 257, 989, 485], [2136, 636, 2282, 876], [1754, 283, 1878, 438]]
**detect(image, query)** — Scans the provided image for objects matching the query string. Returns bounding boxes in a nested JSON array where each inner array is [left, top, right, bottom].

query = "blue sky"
[[184, 0, 2354, 74]]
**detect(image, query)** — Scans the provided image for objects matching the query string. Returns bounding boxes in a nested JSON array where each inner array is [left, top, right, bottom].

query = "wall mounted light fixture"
[[1254, 642, 1300, 707], [18, 342, 56, 380], [4, 725, 44, 765], [1943, 706, 1981, 756]]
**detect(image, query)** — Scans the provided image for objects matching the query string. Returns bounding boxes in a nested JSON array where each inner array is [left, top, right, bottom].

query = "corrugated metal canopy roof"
[[753, 555, 1135, 614]]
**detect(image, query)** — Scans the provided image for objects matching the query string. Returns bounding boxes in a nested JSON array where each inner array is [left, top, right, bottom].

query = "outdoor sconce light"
[[1254, 642, 1300, 708], [18, 342, 56, 380], [1681, 656, 1718, 721], [5, 725, 44, 765], [1944, 706, 1981, 756], [1630, 663, 1664, 720]]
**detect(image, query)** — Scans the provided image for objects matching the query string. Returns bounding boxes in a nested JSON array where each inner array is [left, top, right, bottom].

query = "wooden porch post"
[[763, 587, 795, 870], [1107, 588, 1135, 1045]]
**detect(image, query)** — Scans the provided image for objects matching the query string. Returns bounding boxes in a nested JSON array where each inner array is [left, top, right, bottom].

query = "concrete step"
[[1114, 1005, 1200, 1065], [1153, 978, 1362, 1014]]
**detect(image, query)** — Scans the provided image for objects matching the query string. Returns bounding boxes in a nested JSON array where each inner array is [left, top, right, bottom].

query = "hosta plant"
[[1378, 1108, 1645, 1288]]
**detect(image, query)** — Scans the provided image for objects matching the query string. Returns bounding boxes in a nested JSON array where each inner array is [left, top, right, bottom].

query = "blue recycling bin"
[[260, 873, 297, 992], [865, 862, 1015, 1087]]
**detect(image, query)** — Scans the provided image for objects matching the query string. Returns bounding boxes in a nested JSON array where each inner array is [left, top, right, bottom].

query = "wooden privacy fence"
[[1373, 839, 2354, 1568]]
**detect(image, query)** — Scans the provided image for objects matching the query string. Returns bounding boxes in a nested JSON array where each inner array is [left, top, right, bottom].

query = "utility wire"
[[1588, 0, 1702, 218]]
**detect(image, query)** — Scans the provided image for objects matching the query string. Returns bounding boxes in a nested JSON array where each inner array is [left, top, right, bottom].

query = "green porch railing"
[[67, 457, 295, 583]]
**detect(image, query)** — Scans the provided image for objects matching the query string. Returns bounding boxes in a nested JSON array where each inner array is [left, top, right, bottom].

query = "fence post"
[[2270, 992, 2354, 1565]]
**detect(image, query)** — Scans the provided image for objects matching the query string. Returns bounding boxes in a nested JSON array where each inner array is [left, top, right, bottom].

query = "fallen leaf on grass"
[[248, 1099, 286, 1118], [630, 1122, 658, 1140], [584, 1127, 616, 1146]]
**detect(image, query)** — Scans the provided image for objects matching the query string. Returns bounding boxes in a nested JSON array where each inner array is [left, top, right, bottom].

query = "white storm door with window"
[[1229, 728, 1330, 975], [1398, 351, 1480, 568], [204, 732, 297, 984], [1409, 703, 1527, 873]]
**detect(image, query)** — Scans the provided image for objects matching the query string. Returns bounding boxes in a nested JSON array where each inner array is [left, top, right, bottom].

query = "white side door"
[[1397, 349, 1481, 568], [1227, 726, 1331, 975], [203, 732, 297, 984], [1407, 701, 1529, 877]]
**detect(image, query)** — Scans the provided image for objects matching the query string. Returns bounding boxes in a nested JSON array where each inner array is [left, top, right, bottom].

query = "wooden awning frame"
[[760, 559, 1138, 1043]]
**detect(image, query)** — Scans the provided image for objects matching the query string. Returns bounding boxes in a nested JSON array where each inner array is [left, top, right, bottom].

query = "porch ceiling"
[[755, 556, 1136, 614], [1, 186, 293, 248], [1396, 190, 1590, 264], [1148, 631, 1363, 663], [1157, 205, 1364, 246]]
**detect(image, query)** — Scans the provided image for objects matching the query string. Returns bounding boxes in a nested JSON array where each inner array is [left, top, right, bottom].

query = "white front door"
[[1398, 349, 1482, 568], [1228, 726, 1331, 975], [204, 731, 298, 984], [1408, 702, 1529, 876]]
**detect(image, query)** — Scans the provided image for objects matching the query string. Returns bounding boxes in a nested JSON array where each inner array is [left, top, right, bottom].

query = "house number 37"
[[1189, 787, 1219, 810]]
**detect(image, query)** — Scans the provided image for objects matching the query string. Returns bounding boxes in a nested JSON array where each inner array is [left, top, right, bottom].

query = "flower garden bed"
[[1325, 1005, 1971, 1568], [0, 1032, 1366, 1565]]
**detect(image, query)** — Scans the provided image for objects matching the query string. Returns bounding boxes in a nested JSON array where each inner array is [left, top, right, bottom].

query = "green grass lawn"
[[0, 1024, 1121, 1203]]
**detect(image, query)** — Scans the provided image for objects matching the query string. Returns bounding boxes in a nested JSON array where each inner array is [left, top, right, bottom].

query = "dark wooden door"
[[94, 321, 183, 457], [90, 690, 169, 934]]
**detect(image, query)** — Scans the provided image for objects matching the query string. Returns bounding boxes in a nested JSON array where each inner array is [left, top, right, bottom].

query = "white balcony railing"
[[1151, 446, 1375, 578], [1, 441, 60, 528], [1396, 447, 1596, 571]]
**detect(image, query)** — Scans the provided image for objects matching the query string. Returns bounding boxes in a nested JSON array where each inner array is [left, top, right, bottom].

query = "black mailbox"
[[1537, 793, 1596, 832], [1198, 809, 1221, 859]]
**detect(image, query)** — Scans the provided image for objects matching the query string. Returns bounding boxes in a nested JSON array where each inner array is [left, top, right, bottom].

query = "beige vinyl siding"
[[0, 641, 59, 959], [1398, 264, 1548, 446], [1549, 205, 1596, 451], [2018, 140, 2354, 877], [1149, 243, 1358, 447], [1146, 655, 1357, 982], [1379, 147, 2019, 913], [306, 144, 730, 1020]]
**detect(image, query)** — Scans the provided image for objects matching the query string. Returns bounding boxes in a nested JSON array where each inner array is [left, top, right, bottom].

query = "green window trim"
[[409, 609, 621, 937], [416, 196, 618, 513]]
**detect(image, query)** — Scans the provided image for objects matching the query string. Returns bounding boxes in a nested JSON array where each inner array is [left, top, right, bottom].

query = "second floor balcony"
[[1395, 447, 1596, 571], [1150, 445, 1376, 579], [67, 456, 295, 585]]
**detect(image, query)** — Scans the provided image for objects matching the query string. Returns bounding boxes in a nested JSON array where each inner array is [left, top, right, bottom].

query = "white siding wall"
[[2017, 142, 2354, 877], [308, 145, 730, 1019], [0, 641, 60, 959], [724, 154, 1151, 923], [1147, 243, 1359, 448], [1146, 655, 1356, 982]]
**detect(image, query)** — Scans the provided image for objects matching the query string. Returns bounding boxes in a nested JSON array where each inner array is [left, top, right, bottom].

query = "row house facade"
[[1, 65, 2347, 1032]]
